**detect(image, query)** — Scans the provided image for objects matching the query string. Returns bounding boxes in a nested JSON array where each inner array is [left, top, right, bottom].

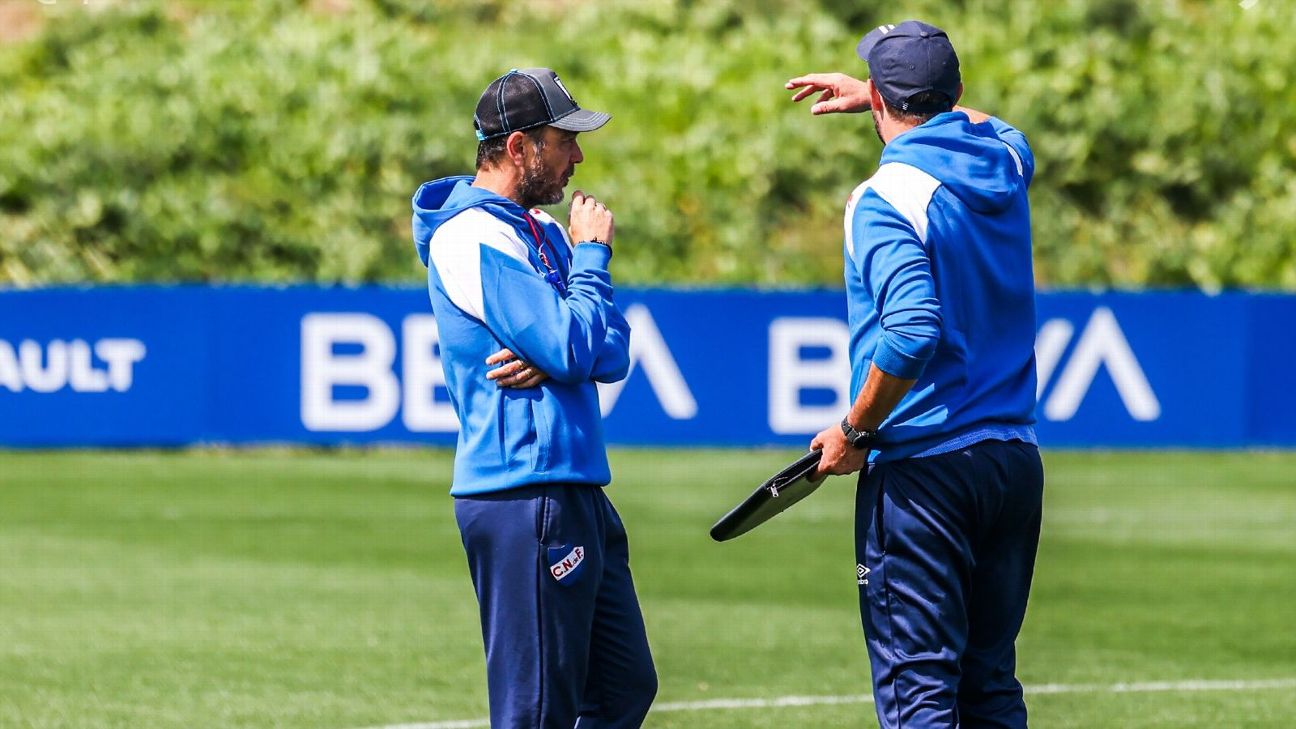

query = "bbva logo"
[[1035, 307, 1160, 422], [298, 305, 697, 433], [768, 306, 1160, 432], [298, 304, 1159, 435]]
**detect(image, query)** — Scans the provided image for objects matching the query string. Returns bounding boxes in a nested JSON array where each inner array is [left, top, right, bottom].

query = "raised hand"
[[785, 73, 873, 115], [568, 190, 615, 248]]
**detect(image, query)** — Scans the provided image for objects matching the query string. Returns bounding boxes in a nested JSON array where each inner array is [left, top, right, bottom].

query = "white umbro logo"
[[857, 564, 871, 585], [877, 24, 897, 34]]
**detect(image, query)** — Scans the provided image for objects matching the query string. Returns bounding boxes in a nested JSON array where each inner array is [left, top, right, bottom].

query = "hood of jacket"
[[881, 112, 1024, 214], [411, 176, 530, 267]]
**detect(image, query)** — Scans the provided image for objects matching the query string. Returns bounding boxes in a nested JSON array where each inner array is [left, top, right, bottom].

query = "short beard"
[[872, 109, 884, 144], [516, 143, 565, 209]]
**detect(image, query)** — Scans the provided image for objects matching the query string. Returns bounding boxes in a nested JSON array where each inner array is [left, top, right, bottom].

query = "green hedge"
[[1, 0, 1293, 288]]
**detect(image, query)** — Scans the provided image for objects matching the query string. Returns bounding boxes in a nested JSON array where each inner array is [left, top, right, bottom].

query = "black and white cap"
[[473, 68, 611, 141]]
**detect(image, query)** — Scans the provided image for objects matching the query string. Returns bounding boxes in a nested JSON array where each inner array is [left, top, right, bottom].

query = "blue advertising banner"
[[1, 286, 1293, 448]]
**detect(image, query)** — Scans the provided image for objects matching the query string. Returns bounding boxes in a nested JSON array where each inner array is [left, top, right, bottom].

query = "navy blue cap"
[[856, 21, 961, 113], [474, 67, 610, 141]]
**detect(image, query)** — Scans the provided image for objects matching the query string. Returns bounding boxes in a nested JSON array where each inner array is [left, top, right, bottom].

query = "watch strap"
[[840, 418, 877, 450]]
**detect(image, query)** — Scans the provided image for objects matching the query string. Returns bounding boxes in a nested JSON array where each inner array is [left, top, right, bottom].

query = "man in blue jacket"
[[787, 21, 1045, 729], [411, 68, 656, 728]]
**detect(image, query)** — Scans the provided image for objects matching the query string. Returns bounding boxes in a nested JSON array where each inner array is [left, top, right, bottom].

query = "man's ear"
[[868, 80, 884, 118], [504, 131, 530, 169], [953, 82, 964, 106]]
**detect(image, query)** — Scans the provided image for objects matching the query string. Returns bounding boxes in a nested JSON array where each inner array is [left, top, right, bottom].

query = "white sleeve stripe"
[[844, 179, 872, 268], [427, 208, 532, 321], [869, 163, 941, 244], [1003, 141, 1024, 177], [844, 162, 941, 265]]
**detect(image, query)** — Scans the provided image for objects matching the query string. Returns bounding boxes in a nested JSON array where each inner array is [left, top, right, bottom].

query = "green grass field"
[[2, 449, 1294, 728]]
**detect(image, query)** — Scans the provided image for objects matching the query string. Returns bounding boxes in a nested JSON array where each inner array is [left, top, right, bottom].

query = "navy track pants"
[[856, 439, 1044, 729], [455, 483, 657, 729]]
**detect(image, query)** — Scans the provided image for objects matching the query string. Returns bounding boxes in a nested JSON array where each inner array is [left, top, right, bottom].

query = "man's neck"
[[881, 119, 921, 145], [472, 168, 522, 206]]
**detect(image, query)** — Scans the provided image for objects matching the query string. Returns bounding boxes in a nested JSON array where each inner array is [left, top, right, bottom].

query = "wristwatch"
[[840, 418, 878, 450]]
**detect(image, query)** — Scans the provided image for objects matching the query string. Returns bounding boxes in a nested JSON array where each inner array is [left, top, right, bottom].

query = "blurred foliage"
[[0, 0, 1293, 288]]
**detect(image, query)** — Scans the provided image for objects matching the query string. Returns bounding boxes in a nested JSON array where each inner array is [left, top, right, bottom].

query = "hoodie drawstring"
[[523, 212, 568, 296]]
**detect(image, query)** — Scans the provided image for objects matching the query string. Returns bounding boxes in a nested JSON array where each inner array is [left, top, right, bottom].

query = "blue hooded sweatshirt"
[[412, 176, 630, 495], [844, 112, 1038, 461]]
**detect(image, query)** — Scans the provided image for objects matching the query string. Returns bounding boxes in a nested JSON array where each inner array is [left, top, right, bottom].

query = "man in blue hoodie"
[[786, 22, 1044, 729], [411, 68, 655, 728]]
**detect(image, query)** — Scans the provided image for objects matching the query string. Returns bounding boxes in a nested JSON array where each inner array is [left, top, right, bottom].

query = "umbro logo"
[[857, 564, 870, 585]]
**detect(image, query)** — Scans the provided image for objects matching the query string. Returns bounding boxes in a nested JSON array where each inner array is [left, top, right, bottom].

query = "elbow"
[[873, 317, 941, 380], [544, 349, 597, 385], [872, 336, 934, 380], [546, 363, 593, 385], [595, 357, 631, 384], [547, 319, 615, 384], [906, 328, 941, 363], [551, 370, 592, 386], [608, 359, 631, 382]]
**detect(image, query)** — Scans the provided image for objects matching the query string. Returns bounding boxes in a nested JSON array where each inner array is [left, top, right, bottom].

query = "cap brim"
[[550, 108, 611, 133], [856, 27, 887, 62]]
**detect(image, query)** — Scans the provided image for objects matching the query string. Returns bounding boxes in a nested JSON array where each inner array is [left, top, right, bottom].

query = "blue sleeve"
[[480, 242, 617, 385], [852, 192, 942, 379], [987, 117, 1035, 187], [590, 303, 631, 383]]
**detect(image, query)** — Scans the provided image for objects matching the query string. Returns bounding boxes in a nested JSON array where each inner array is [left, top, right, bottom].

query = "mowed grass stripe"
[[0, 449, 1293, 728], [358, 677, 1296, 729]]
